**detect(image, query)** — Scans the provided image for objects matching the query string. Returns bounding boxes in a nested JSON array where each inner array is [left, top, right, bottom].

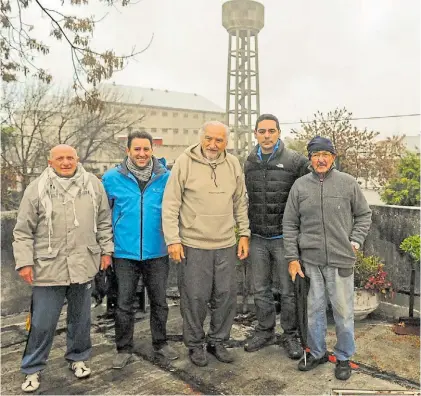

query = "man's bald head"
[[48, 145, 79, 178], [49, 144, 78, 160]]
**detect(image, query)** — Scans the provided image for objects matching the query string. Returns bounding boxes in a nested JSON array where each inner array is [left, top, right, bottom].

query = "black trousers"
[[114, 256, 169, 353]]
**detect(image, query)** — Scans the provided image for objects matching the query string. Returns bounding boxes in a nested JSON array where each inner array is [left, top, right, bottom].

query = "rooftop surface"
[[1, 300, 420, 395]]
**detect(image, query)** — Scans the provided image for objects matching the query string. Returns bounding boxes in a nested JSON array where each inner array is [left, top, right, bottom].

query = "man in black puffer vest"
[[244, 114, 310, 359]]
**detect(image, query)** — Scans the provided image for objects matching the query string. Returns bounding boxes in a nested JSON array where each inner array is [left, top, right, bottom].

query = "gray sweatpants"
[[178, 245, 237, 349], [21, 282, 93, 374]]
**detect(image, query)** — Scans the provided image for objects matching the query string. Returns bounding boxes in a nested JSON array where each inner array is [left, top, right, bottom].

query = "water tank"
[[222, 0, 264, 34]]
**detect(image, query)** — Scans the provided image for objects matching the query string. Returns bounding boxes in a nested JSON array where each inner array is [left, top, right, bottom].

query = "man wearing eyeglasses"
[[283, 136, 372, 380], [244, 114, 309, 359]]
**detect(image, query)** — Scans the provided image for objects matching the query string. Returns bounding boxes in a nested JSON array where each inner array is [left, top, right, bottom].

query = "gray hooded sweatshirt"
[[283, 168, 372, 268]]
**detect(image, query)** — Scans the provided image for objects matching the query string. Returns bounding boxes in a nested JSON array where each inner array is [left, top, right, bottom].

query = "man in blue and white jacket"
[[103, 131, 178, 369]]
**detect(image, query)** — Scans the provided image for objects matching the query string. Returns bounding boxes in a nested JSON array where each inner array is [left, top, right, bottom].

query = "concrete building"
[[93, 84, 226, 170], [3, 84, 226, 193]]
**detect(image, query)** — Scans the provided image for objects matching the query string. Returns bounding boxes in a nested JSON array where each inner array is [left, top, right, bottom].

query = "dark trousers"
[[114, 256, 169, 353], [250, 236, 298, 337], [178, 245, 237, 349], [21, 283, 92, 374]]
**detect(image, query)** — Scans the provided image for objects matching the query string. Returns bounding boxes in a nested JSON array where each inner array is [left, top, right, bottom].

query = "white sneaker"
[[21, 372, 40, 392], [70, 361, 91, 378]]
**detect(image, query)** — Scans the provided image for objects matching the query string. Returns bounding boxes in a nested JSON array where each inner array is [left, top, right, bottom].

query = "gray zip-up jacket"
[[283, 168, 372, 268]]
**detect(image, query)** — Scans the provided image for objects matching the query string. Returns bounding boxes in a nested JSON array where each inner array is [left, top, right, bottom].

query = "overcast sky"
[[23, 0, 420, 138]]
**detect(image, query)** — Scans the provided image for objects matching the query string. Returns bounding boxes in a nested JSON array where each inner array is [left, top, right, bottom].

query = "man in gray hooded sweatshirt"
[[283, 136, 372, 381]]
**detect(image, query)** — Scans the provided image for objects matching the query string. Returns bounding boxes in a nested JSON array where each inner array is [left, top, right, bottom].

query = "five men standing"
[[12, 124, 371, 392]]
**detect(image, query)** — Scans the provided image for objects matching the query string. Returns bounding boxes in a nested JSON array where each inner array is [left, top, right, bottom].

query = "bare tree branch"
[[1, 0, 153, 110]]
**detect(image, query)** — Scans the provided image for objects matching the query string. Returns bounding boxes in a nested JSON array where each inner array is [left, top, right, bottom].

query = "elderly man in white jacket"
[[13, 145, 113, 393]]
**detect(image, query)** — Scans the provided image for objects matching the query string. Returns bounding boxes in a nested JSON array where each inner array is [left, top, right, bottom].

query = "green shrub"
[[400, 235, 420, 262]]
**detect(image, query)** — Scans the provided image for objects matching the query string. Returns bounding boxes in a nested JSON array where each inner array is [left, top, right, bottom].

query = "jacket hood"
[[185, 144, 227, 165]]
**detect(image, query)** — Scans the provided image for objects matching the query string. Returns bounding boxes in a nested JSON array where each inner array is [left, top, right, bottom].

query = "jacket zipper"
[[114, 212, 123, 228], [262, 164, 267, 224], [138, 173, 165, 261], [140, 192, 143, 260], [320, 179, 329, 265]]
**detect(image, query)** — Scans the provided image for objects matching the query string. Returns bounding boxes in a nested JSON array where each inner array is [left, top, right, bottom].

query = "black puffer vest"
[[244, 140, 310, 237]]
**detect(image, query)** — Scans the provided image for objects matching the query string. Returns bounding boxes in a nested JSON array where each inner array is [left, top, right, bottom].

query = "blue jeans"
[[22, 283, 92, 374], [250, 236, 298, 337], [305, 264, 355, 361]]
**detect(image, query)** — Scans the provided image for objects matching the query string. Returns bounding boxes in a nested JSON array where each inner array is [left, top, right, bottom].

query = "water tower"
[[222, 0, 264, 159]]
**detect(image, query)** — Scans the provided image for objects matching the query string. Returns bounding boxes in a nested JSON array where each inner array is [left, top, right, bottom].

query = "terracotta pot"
[[354, 288, 379, 321]]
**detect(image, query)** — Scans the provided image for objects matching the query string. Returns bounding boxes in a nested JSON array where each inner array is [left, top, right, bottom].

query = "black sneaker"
[[244, 334, 276, 352], [189, 346, 208, 367], [207, 343, 234, 363], [335, 360, 352, 380], [298, 351, 329, 371], [283, 336, 302, 360]]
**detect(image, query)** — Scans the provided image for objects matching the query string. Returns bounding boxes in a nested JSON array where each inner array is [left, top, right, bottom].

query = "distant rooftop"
[[98, 83, 225, 114]]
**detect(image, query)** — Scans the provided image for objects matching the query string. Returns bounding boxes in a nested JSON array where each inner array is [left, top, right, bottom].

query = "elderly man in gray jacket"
[[283, 136, 372, 381], [13, 144, 113, 393]]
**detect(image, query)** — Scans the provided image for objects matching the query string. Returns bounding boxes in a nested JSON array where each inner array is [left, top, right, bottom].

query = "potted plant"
[[354, 251, 394, 320]]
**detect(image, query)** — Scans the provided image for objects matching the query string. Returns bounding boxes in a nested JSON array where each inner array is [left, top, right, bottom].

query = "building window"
[[150, 110, 156, 116], [183, 129, 189, 134], [193, 113, 199, 119], [184, 113, 189, 118], [173, 129, 179, 134], [140, 127, 146, 132], [173, 112, 178, 117], [194, 130, 199, 135], [162, 128, 168, 134], [162, 111, 168, 117], [151, 128, 157, 133]]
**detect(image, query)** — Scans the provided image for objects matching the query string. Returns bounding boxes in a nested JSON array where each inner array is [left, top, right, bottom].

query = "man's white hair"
[[199, 121, 230, 140]]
